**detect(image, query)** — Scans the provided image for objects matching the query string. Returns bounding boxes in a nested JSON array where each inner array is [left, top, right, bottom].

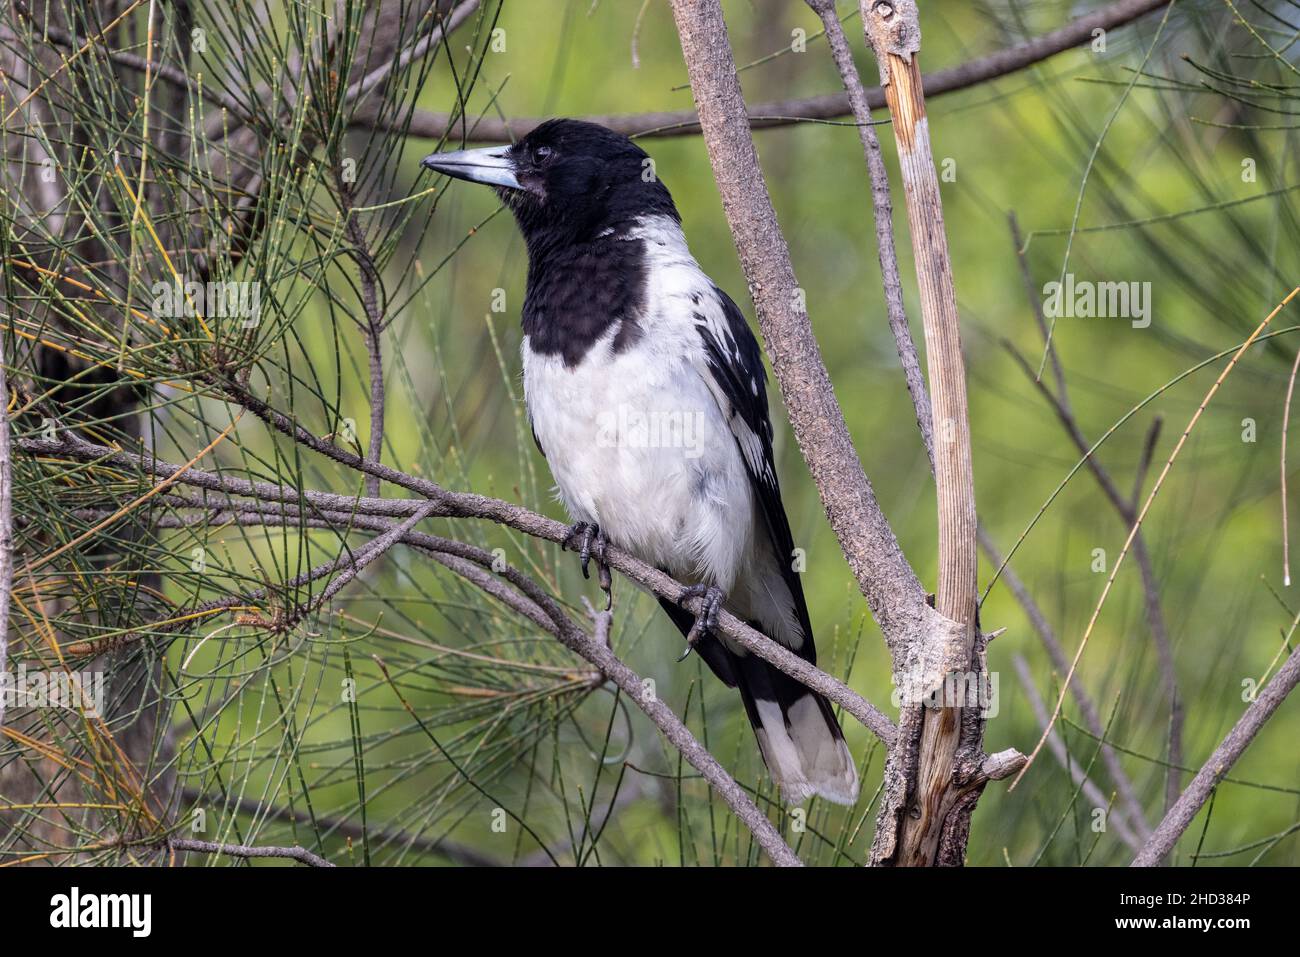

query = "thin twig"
[[343, 0, 482, 105], [979, 527, 1151, 841], [166, 837, 335, 867], [335, 180, 387, 498], [1005, 342, 1184, 811], [1130, 416, 1164, 511], [806, 0, 933, 468], [1012, 654, 1141, 851], [1013, 287, 1300, 789], [1282, 347, 1300, 585], [0, 332, 11, 730], [1009, 212, 1068, 406], [303, 505, 436, 615]]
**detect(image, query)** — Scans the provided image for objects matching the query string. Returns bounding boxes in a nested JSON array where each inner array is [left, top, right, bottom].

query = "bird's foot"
[[564, 521, 613, 610], [676, 583, 725, 662]]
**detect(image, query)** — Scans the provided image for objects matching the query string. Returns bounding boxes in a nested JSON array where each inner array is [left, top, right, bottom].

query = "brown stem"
[[863, 0, 980, 868]]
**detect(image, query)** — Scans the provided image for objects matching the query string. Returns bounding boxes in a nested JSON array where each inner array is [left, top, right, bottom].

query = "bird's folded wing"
[[692, 285, 817, 662]]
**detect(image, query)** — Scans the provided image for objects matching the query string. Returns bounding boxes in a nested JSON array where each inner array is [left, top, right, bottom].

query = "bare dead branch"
[[38, 459, 895, 744], [862, 0, 981, 868], [1005, 272, 1183, 819], [84, 479, 804, 865], [1005, 341, 1183, 811], [344, 0, 483, 105], [335, 180, 388, 499], [1130, 415, 1163, 511], [306, 505, 438, 614], [226, 373, 906, 740], [1014, 287, 1300, 788]]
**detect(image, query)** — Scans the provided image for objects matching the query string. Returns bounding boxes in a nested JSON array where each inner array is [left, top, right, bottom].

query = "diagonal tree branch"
[[1012, 654, 1141, 851], [1132, 643, 1300, 866], [34, 444, 806, 866], [1004, 331, 1183, 819], [163, 837, 335, 867], [16, 433, 897, 744], [372, 0, 1173, 142]]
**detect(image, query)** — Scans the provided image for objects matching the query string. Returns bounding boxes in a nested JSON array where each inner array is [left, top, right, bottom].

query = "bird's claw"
[[597, 561, 612, 610], [677, 584, 724, 661], [564, 521, 613, 610]]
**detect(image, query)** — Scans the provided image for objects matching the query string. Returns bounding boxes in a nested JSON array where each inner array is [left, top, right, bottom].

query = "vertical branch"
[[0, 331, 10, 731], [1282, 348, 1300, 585], [805, 0, 934, 468], [862, 0, 980, 866], [667, 0, 934, 654], [338, 183, 387, 499]]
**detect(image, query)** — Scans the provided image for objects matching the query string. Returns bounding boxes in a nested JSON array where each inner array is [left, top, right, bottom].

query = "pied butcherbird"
[[422, 119, 858, 805]]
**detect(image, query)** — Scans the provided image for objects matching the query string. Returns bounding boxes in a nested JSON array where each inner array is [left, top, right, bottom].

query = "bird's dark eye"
[[534, 145, 554, 162]]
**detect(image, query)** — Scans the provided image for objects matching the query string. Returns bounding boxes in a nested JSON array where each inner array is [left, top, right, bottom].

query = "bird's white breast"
[[521, 216, 753, 591]]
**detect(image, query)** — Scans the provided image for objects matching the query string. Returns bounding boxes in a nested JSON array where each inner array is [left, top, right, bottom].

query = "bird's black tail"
[[657, 599, 859, 806]]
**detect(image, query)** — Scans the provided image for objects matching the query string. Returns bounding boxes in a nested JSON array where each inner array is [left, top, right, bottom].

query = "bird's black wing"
[[694, 285, 817, 662]]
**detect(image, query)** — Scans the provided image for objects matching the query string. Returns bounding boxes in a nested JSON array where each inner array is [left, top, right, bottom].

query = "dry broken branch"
[[862, 0, 981, 868]]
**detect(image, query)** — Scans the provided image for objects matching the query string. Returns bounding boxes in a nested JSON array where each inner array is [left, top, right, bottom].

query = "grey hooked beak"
[[420, 145, 520, 190]]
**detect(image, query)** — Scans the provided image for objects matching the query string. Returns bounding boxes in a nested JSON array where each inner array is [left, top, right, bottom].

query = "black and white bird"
[[422, 119, 859, 805]]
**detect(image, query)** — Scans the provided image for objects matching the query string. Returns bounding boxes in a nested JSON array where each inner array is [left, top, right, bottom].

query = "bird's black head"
[[421, 119, 679, 250]]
